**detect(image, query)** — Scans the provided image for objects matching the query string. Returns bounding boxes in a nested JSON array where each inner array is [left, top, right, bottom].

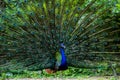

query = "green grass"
[[0, 67, 119, 80]]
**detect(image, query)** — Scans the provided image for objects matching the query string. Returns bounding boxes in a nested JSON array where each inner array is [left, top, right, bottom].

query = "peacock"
[[0, 0, 120, 74], [45, 42, 68, 73]]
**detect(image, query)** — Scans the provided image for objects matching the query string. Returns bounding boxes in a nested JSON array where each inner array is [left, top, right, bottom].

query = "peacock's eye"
[[56, 3, 60, 7], [1, 15, 5, 18], [33, 23, 39, 27], [56, 14, 61, 19], [24, 0, 27, 3], [7, 0, 11, 2], [37, 3, 42, 7], [41, 15, 45, 19], [13, 23, 17, 27], [65, 10, 70, 14], [0, 26, 4, 31], [90, 29, 96, 33], [29, 12, 34, 16], [77, 7, 80, 11], [17, 11, 21, 14]]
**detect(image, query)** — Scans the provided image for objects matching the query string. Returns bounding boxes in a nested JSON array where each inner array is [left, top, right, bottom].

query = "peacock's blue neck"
[[60, 47, 67, 65]]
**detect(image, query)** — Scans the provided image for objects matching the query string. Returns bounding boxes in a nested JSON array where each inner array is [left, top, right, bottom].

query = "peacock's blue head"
[[60, 43, 66, 49]]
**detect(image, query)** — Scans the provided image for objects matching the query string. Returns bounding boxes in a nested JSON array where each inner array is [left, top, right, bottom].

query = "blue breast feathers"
[[60, 48, 67, 65]]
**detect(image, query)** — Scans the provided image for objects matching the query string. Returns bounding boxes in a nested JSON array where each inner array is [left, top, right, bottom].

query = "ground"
[[8, 76, 120, 80]]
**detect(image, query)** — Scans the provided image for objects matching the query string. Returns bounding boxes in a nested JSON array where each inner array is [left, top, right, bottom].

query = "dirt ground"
[[8, 76, 120, 80]]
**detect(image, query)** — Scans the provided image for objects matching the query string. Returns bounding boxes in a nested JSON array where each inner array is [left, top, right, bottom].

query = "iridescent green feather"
[[55, 52, 62, 67]]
